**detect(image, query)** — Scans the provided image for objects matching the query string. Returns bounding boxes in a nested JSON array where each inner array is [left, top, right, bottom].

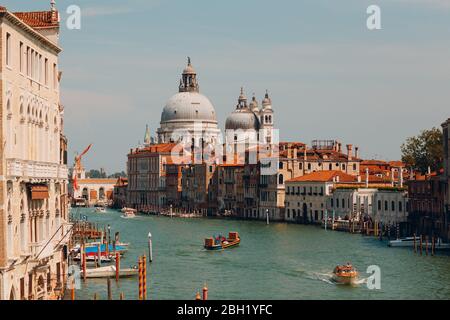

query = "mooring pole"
[[266, 209, 269, 225], [148, 232, 153, 263]]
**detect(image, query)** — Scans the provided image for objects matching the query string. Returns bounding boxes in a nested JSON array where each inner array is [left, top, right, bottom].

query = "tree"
[[108, 171, 127, 178], [87, 169, 106, 178], [401, 127, 443, 174]]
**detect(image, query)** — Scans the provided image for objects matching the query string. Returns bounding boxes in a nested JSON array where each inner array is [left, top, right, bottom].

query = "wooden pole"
[[143, 255, 147, 300], [93, 293, 98, 300], [419, 235, 423, 255], [138, 256, 143, 300], [115, 252, 120, 282], [107, 277, 112, 300], [413, 233, 416, 253], [195, 292, 201, 300], [432, 236, 435, 256], [97, 244, 102, 267], [71, 278, 75, 301], [202, 284, 208, 301], [82, 250, 87, 281], [120, 292, 125, 300], [425, 235, 428, 256]]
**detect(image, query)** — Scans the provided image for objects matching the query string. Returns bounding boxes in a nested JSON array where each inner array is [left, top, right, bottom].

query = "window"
[[279, 162, 283, 169], [19, 42, 23, 72], [353, 164, 357, 171], [378, 200, 381, 211], [307, 163, 311, 170], [399, 201, 403, 212], [6, 33, 11, 66], [384, 201, 388, 211], [299, 163, 303, 170], [391, 201, 395, 211], [342, 198, 345, 208], [44, 58, 49, 85], [331, 198, 334, 207], [53, 63, 57, 89], [278, 174, 284, 185], [26, 47, 30, 76]]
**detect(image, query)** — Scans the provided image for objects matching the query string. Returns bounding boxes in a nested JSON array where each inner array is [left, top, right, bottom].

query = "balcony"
[[6, 159, 68, 180]]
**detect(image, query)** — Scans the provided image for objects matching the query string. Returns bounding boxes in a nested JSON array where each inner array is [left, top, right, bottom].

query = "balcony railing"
[[6, 159, 68, 180]]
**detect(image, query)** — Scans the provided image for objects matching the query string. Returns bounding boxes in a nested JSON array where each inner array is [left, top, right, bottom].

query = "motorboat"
[[204, 232, 240, 250], [333, 264, 359, 285]]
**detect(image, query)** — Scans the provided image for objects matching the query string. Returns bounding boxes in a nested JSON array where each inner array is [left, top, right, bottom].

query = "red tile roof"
[[14, 11, 59, 29], [286, 170, 358, 183]]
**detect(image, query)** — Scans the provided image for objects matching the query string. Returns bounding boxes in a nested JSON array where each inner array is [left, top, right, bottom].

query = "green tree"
[[108, 171, 127, 178], [87, 169, 106, 178], [401, 127, 443, 174]]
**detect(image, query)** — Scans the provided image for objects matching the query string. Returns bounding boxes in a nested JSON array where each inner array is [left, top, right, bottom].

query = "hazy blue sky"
[[4, 0, 450, 172]]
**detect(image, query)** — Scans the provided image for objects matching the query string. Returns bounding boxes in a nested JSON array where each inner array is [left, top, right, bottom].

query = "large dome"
[[225, 109, 260, 131], [161, 92, 218, 124]]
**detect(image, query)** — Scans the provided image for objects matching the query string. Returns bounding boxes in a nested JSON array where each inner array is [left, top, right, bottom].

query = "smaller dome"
[[250, 95, 259, 112], [262, 90, 272, 110], [225, 109, 260, 131]]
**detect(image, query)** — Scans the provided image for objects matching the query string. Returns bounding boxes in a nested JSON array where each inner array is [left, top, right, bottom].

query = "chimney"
[[355, 146, 359, 159], [391, 168, 395, 187], [346, 144, 353, 161], [399, 167, 404, 188], [304, 147, 307, 161], [365, 168, 369, 188]]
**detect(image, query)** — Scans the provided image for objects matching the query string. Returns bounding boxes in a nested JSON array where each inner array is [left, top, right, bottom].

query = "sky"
[[3, 0, 450, 173]]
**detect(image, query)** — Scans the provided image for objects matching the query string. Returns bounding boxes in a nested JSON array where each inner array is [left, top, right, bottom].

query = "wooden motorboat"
[[204, 232, 240, 250], [121, 208, 137, 219], [95, 207, 106, 213], [333, 264, 359, 285]]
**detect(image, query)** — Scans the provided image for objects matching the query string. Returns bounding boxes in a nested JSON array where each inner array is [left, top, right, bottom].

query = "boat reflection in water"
[[204, 232, 240, 250]]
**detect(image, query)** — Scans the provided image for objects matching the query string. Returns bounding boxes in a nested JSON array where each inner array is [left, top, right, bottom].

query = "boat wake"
[[299, 269, 368, 287]]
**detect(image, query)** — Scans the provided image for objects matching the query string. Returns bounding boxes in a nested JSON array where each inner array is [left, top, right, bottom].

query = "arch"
[[99, 187, 105, 200], [82, 188, 89, 200], [9, 286, 16, 300], [20, 103, 24, 115], [302, 203, 308, 222], [278, 174, 284, 185], [7, 99, 11, 114]]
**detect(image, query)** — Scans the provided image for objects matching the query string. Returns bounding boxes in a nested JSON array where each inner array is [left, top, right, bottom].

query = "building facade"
[[127, 143, 178, 210], [285, 171, 358, 224], [0, 3, 70, 300]]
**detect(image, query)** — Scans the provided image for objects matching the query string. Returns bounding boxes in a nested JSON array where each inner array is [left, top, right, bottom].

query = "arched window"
[[99, 187, 105, 200], [278, 174, 284, 185]]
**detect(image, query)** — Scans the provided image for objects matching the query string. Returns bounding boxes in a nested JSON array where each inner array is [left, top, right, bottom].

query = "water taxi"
[[95, 207, 106, 213], [333, 263, 359, 285], [204, 232, 240, 250], [121, 208, 137, 219]]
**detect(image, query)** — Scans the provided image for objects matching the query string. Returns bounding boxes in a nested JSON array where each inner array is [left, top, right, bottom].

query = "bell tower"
[[179, 57, 199, 93]]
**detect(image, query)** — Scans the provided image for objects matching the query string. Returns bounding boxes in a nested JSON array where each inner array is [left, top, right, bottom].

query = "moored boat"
[[333, 263, 359, 285], [81, 265, 138, 279], [204, 232, 240, 250], [95, 207, 106, 213]]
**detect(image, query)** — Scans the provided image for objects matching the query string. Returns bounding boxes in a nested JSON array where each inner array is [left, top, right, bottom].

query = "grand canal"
[[72, 208, 450, 300]]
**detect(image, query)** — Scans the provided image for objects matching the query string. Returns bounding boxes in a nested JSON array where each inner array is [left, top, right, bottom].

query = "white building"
[[157, 58, 220, 147], [285, 171, 358, 224], [328, 187, 408, 225], [0, 2, 70, 300]]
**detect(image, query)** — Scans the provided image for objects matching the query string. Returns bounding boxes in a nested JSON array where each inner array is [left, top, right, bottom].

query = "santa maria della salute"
[[152, 58, 275, 150]]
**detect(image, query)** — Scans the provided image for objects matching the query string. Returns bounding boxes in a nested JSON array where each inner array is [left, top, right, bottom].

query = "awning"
[[31, 185, 49, 200]]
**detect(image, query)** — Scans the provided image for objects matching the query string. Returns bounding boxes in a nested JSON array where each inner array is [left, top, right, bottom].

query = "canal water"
[[72, 208, 450, 300]]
